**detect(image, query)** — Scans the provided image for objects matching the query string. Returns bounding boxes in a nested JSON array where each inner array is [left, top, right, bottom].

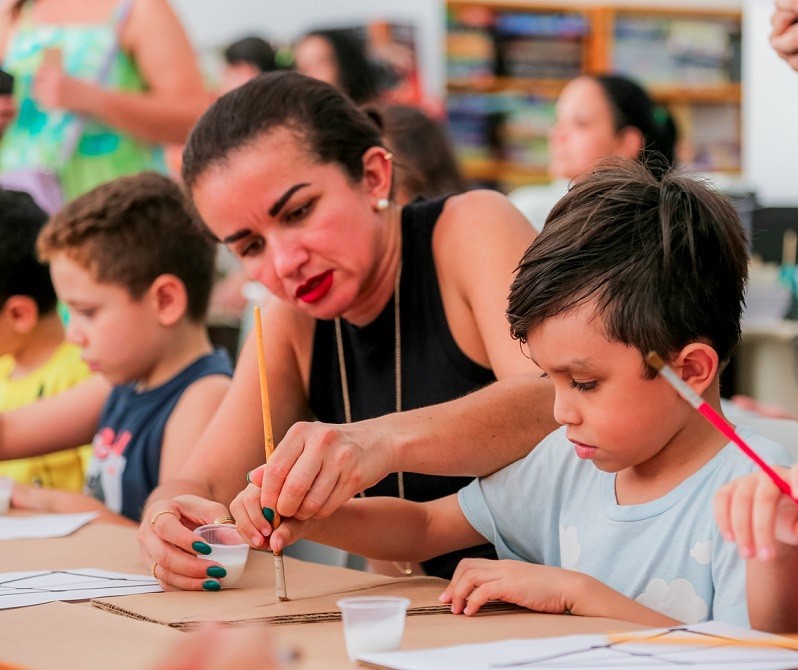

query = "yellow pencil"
[[608, 630, 798, 652], [254, 305, 288, 601]]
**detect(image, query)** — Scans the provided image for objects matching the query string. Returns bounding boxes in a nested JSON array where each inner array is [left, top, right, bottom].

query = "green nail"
[[262, 507, 275, 522], [202, 580, 221, 591], [206, 566, 227, 578], [193, 541, 212, 555]]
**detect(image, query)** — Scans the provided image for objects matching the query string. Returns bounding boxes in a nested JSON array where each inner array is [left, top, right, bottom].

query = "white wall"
[[743, 0, 798, 205]]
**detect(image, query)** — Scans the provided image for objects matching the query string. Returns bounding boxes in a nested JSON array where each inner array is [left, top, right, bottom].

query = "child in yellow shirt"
[[0, 189, 92, 490]]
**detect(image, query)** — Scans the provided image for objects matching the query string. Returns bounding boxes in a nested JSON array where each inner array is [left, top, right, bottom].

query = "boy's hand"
[[439, 558, 581, 616], [714, 465, 798, 561], [12, 482, 105, 515], [229, 469, 318, 554], [771, 0, 798, 70]]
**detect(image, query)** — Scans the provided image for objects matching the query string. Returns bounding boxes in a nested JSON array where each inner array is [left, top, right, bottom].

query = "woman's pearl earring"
[[375, 198, 390, 212]]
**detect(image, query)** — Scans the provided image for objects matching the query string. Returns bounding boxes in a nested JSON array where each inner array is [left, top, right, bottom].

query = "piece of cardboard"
[[93, 551, 515, 628], [0, 601, 181, 670]]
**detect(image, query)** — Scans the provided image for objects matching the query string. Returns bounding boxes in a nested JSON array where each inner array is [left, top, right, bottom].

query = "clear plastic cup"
[[195, 523, 250, 587], [337, 596, 411, 661], [0, 477, 12, 514]]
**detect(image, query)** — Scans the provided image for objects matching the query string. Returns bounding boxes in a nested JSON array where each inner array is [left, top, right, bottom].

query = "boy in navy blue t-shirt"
[[0, 173, 232, 528]]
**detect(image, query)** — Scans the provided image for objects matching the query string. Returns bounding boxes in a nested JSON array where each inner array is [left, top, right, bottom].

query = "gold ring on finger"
[[150, 562, 158, 579], [213, 515, 235, 525], [150, 509, 178, 528]]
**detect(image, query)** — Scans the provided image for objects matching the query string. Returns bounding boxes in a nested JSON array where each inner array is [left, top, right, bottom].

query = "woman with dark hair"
[[373, 103, 469, 203], [292, 28, 378, 104], [138, 71, 556, 590], [219, 35, 277, 94], [511, 73, 677, 228], [0, 0, 206, 202]]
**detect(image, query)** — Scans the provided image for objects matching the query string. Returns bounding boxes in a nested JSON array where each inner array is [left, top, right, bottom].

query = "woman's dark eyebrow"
[[269, 183, 310, 217], [221, 183, 312, 244]]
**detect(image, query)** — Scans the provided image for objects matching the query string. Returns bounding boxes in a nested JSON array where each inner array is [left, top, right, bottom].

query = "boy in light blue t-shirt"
[[241, 160, 792, 630]]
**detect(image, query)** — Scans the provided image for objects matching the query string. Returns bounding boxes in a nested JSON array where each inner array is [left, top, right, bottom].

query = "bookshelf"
[[445, 2, 743, 190]]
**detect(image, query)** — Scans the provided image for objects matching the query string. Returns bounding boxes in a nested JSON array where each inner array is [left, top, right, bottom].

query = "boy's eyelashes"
[[70, 306, 97, 319], [538, 372, 597, 393], [570, 380, 598, 392]]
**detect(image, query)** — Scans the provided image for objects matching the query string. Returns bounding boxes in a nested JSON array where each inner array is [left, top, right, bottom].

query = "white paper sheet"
[[358, 622, 798, 670], [0, 512, 99, 540], [0, 568, 162, 609]]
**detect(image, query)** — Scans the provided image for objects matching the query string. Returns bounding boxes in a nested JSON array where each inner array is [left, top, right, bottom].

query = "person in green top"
[[0, 0, 207, 201]]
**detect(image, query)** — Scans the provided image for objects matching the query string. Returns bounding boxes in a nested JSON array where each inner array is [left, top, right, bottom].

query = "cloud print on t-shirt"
[[636, 578, 708, 623], [559, 524, 581, 570], [689, 539, 713, 565]]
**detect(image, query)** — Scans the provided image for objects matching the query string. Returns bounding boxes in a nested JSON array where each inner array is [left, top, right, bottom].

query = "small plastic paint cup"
[[195, 523, 250, 587], [0, 476, 12, 514], [337, 596, 411, 661]]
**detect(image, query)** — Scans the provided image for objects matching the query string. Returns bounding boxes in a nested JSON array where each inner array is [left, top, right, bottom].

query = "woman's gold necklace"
[[334, 258, 413, 576]]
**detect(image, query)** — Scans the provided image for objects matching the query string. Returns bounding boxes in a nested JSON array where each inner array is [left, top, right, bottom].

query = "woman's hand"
[[0, 95, 16, 135], [137, 495, 236, 591], [32, 59, 97, 114], [439, 559, 580, 617], [715, 465, 798, 561], [256, 420, 393, 521]]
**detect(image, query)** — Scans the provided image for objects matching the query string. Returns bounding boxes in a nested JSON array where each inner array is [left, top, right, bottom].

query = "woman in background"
[[292, 28, 378, 105], [0, 0, 206, 201], [371, 103, 469, 203], [510, 74, 677, 229]]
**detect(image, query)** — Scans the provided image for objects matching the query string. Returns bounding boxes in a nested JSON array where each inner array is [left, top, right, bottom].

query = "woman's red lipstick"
[[296, 270, 333, 303]]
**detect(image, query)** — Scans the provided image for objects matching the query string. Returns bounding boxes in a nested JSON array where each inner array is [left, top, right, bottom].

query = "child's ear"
[[2, 296, 39, 335], [149, 275, 188, 327], [673, 343, 719, 395]]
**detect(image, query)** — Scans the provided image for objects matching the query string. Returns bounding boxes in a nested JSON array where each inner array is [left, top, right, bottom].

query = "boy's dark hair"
[[507, 160, 748, 377], [37, 173, 216, 323], [224, 36, 277, 73], [0, 189, 57, 314], [182, 71, 384, 193]]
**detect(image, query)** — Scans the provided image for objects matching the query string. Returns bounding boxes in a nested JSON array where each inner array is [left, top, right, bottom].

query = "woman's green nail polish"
[[206, 566, 227, 578], [202, 580, 221, 591], [262, 507, 275, 522], [193, 541, 212, 555]]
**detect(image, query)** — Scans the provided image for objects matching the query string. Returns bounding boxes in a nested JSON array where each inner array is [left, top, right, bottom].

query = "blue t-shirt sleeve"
[[458, 428, 566, 563]]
